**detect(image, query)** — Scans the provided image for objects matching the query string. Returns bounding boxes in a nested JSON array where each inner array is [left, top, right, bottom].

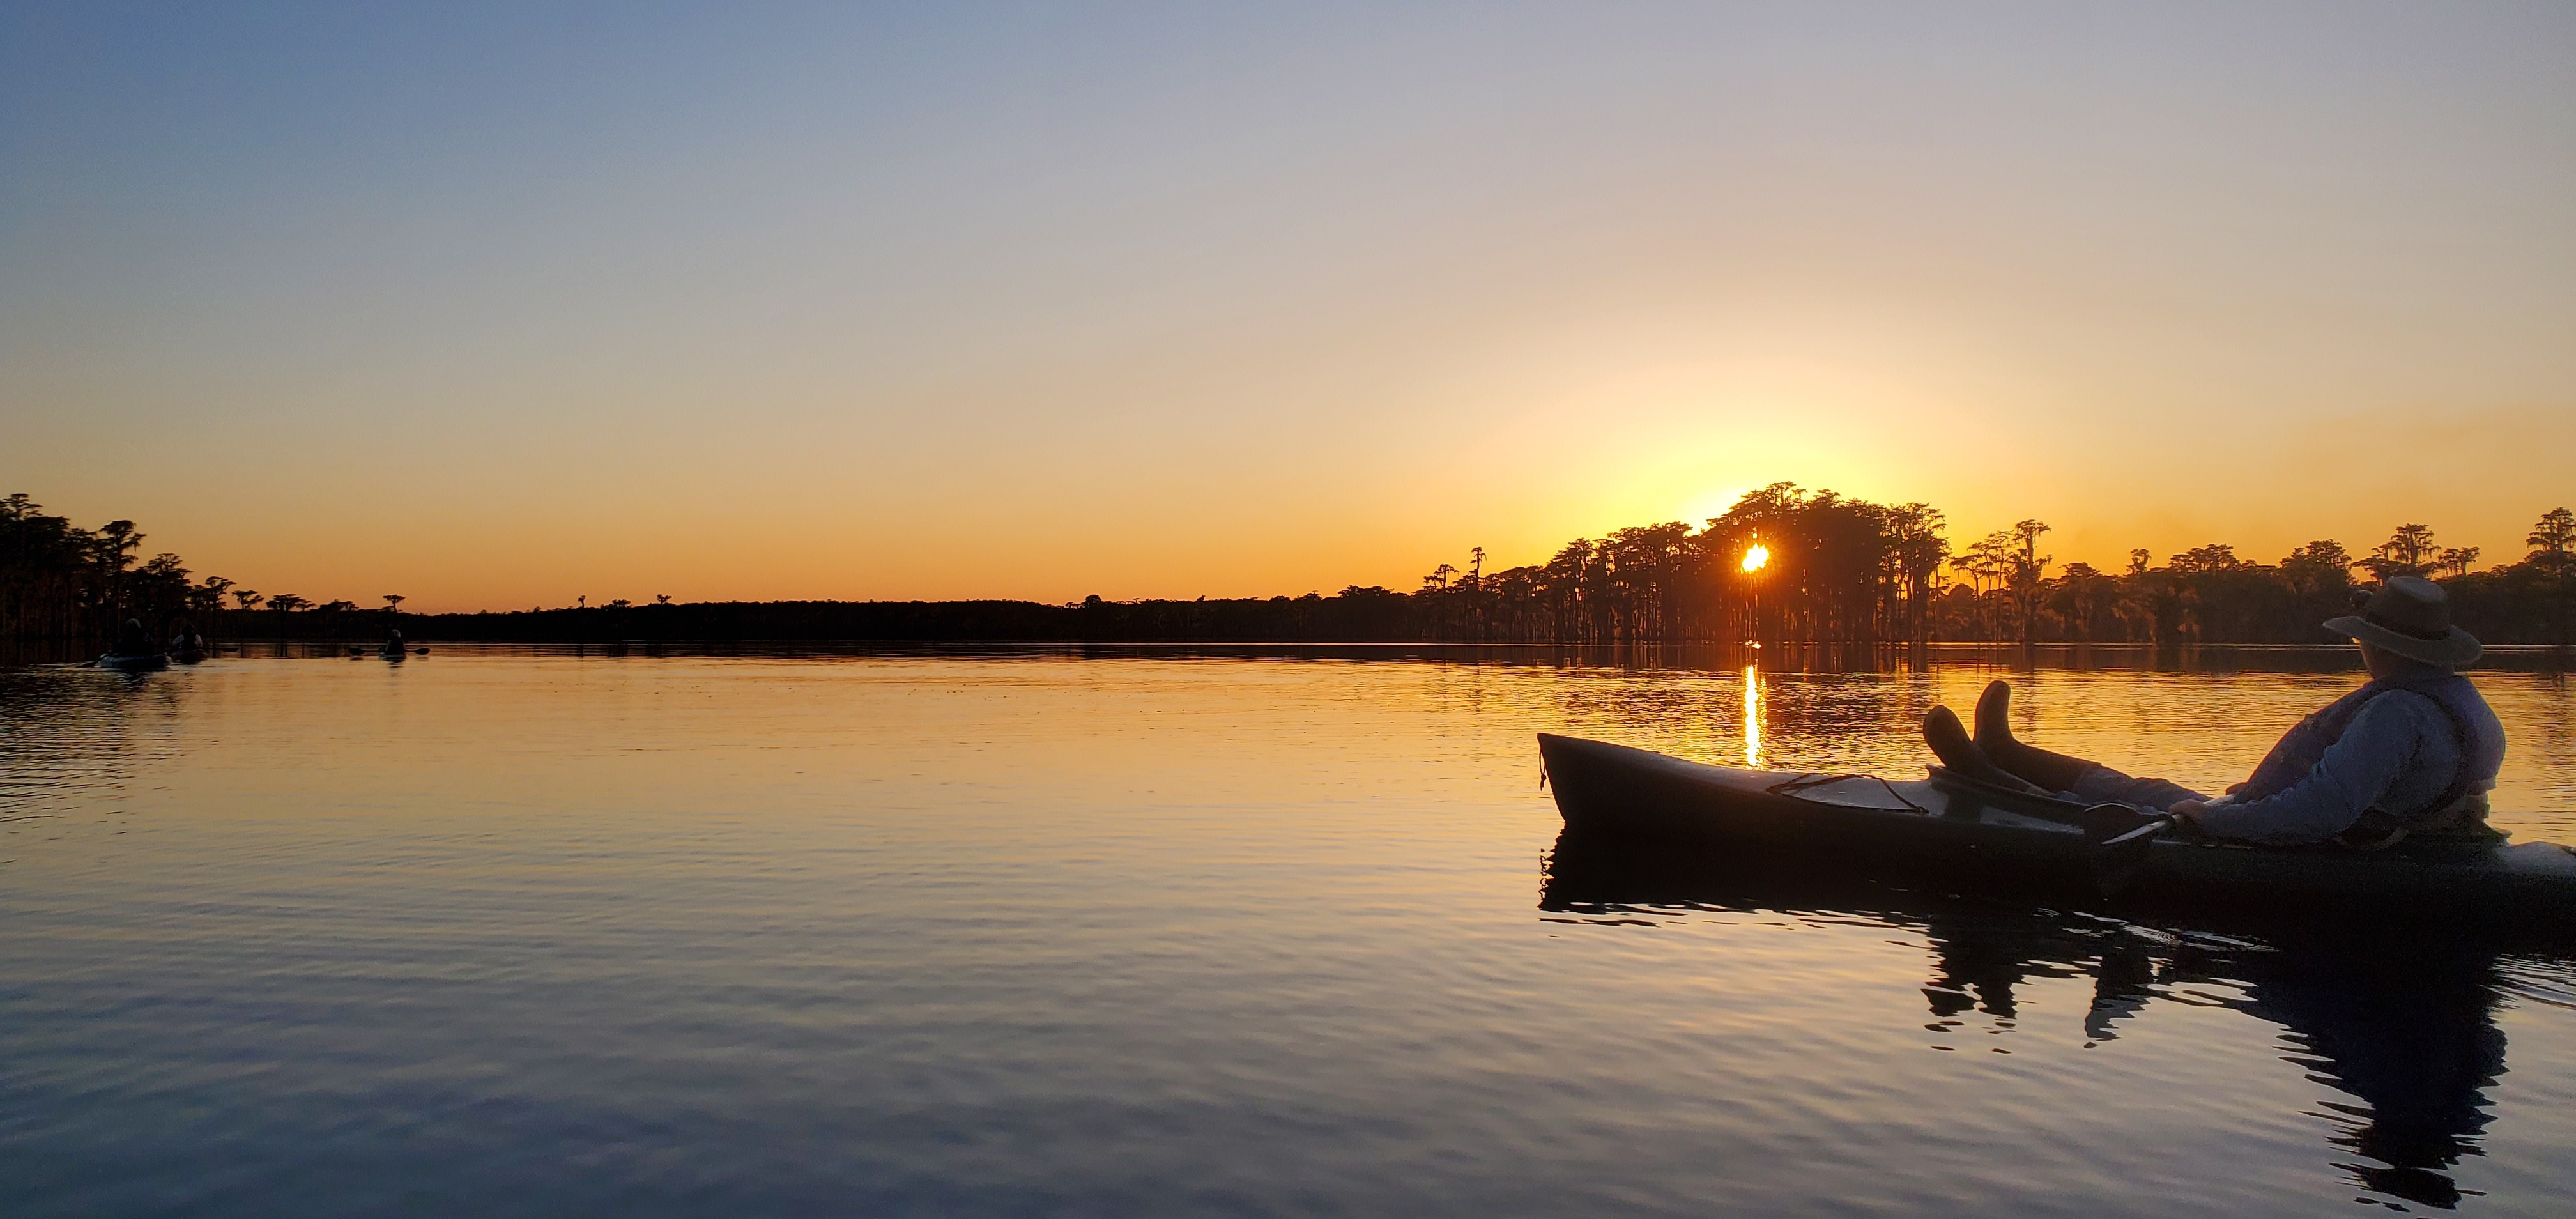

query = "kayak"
[[1538, 733, 2576, 930], [96, 652, 170, 672], [170, 648, 207, 664]]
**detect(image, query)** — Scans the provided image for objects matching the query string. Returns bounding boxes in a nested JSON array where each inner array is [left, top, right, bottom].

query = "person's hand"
[[2166, 799, 2207, 824]]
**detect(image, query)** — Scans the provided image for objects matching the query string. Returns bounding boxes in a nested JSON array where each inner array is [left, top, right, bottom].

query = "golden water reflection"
[[0, 648, 2570, 1215], [1742, 661, 1763, 769]]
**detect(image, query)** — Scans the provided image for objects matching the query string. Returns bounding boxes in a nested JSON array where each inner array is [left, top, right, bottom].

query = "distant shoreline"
[[12, 489, 2573, 656], [197, 595, 2573, 649]]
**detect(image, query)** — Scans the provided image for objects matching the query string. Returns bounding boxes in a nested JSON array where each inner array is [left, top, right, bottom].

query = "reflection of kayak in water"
[[96, 652, 169, 671], [1540, 827, 2538, 1211], [1538, 733, 2576, 930]]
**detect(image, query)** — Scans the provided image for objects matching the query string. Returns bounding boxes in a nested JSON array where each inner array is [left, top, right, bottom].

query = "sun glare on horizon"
[[1740, 544, 1769, 574]]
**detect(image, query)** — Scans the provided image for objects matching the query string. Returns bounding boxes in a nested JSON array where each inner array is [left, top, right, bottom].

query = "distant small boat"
[[97, 652, 170, 672], [170, 649, 207, 664]]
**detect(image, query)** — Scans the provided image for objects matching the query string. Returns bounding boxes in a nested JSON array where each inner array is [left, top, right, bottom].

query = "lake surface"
[[4, 647, 2573, 1216]]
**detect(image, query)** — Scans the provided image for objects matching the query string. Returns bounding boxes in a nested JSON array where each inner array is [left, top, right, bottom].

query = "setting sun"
[[1741, 544, 1770, 574]]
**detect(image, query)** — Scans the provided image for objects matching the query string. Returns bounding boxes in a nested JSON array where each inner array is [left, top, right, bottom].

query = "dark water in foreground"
[[3, 647, 2572, 1216]]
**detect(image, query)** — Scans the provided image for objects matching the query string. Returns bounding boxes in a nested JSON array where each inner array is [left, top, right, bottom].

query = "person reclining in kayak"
[[1923, 577, 2506, 848]]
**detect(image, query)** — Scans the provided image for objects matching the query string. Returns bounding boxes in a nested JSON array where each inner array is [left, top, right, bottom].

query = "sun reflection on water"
[[1742, 662, 1763, 769]]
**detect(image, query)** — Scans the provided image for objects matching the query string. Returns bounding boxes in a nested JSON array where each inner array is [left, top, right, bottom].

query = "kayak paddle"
[[2082, 803, 2177, 894]]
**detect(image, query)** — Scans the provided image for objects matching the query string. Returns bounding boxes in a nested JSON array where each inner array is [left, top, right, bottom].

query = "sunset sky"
[[6, 3, 2572, 612]]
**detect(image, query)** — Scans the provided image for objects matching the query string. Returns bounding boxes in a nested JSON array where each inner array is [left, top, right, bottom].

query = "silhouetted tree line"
[[1, 493, 238, 657], [201, 593, 1450, 645], [12, 488, 2573, 654], [1398, 484, 1958, 646], [1397, 486, 2573, 647], [1915, 509, 2576, 647]]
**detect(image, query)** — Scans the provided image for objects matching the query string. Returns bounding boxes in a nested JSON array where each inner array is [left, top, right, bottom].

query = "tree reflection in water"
[[1543, 831, 2533, 1211]]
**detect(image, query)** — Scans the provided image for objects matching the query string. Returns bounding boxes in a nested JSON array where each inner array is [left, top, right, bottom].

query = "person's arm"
[[2179, 694, 2430, 845]]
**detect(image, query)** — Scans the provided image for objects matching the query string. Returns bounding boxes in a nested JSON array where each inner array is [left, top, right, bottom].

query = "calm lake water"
[[4, 647, 2573, 1216]]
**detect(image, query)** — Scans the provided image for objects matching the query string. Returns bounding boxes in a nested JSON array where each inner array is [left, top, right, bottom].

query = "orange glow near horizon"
[[1741, 544, 1770, 574]]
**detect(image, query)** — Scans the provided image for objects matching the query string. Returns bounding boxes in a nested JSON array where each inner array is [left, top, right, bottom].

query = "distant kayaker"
[[171, 621, 207, 653], [110, 617, 153, 657], [1924, 577, 2506, 848]]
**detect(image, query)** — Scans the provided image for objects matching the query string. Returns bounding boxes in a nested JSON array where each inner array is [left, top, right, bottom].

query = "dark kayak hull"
[[96, 652, 169, 671], [1538, 733, 2576, 930]]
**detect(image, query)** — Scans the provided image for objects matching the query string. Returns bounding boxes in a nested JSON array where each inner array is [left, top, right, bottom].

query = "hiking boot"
[[1924, 705, 2046, 793], [1972, 680, 2097, 792]]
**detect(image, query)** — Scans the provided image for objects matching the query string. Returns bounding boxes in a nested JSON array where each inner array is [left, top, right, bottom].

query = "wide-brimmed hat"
[[2324, 576, 2481, 669]]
